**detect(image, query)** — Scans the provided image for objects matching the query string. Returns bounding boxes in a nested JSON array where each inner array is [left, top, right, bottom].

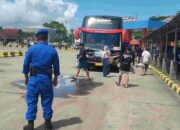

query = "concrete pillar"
[[170, 60, 177, 79], [162, 58, 167, 73], [142, 28, 147, 49], [157, 56, 161, 68], [153, 54, 156, 65], [126, 29, 132, 41], [165, 26, 168, 59], [174, 22, 177, 61]]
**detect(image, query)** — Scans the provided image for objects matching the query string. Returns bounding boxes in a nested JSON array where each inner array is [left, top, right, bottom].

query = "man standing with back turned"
[[22, 29, 60, 130], [142, 48, 151, 76]]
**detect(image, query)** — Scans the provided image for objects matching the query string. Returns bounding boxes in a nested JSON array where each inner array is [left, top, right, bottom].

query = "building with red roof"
[[0, 29, 21, 43]]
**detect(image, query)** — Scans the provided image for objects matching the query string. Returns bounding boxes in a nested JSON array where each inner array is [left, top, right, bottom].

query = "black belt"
[[30, 67, 53, 78]]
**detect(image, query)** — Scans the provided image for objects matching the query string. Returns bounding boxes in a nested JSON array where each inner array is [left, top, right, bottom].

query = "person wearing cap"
[[22, 29, 60, 130], [73, 43, 90, 81]]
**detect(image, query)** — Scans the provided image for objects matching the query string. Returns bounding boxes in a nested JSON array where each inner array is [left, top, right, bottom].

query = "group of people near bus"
[[73, 43, 151, 88], [22, 28, 152, 130]]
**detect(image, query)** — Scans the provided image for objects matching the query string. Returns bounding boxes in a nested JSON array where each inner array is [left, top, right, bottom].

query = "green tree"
[[43, 21, 68, 43], [67, 29, 74, 44], [132, 31, 142, 40], [19, 31, 35, 44], [149, 16, 170, 21]]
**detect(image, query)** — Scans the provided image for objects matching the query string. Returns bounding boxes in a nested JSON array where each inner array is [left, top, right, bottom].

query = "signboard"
[[82, 16, 122, 30]]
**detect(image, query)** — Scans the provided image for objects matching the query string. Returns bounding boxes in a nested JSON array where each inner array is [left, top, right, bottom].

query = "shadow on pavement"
[[35, 117, 82, 130], [145, 73, 154, 76], [128, 84, 139, 87], [90, 66, 119, 73]]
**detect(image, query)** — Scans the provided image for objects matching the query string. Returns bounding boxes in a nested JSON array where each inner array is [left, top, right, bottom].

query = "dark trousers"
[[103, 59, 110, 77], [132, 57, 135, 66], [137, 56, 141, 63], [144, 63, 149, 74]]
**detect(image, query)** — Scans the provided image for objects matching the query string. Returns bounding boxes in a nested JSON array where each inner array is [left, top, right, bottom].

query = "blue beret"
[[36, 29, 49, 35]]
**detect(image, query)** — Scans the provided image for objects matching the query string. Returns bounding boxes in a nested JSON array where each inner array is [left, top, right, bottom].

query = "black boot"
[[44, 119, 53, 130], [23, 120, 34, 130]]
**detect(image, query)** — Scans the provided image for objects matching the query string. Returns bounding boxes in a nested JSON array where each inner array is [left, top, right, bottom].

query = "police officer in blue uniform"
[[22, 29, 60, 130]]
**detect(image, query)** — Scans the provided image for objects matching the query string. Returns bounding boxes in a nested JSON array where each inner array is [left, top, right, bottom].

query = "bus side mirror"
[[74, 28, 80, 40]]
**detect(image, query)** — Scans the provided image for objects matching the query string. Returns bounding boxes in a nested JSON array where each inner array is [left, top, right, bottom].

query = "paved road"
[[0, 49, 180, 130], [0, 46, 26, 52]]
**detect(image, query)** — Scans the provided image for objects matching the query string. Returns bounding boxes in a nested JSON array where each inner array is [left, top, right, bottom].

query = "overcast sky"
[[0, 0, 179, 29]]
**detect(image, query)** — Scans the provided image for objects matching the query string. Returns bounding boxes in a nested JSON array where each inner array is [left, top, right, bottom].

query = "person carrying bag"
[[116, 49, 133, 88], [102, 46, 111, 77]]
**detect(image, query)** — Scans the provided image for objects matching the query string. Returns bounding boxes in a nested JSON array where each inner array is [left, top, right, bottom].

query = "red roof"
[[0, 29, 21, 39]]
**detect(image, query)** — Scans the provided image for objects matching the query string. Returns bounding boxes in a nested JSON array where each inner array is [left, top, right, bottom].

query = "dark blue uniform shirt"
[[22, 42, 60, 76]]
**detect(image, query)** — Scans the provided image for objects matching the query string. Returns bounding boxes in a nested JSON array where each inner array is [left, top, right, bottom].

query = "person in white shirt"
[[142, 48, 151, 76], [102, 46, 111, 77]]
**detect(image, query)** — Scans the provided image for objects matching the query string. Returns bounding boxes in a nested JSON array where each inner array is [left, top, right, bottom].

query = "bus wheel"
[[88, 64, 95, 70]]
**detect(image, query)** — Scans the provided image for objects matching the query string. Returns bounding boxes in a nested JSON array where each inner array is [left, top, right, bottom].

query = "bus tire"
[[88, 64, 95, 70]]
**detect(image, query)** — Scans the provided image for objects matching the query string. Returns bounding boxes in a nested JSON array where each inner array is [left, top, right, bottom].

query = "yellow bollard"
[[0, 52, 4, 58], [8, 52, 11, 57], [15, 51, 19, 56], [22, 51, 26, 56]]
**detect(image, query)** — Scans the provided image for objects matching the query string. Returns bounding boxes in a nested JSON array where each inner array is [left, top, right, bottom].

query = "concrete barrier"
[[0, 51, 26, 58], [0, 44, 28, 48], [150, 65, 180, 95]]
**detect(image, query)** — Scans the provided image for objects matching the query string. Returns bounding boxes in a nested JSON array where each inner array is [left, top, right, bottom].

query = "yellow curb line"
[[176, 88, 180, 94], [168, 80, 173, 86], [165, 78, 170, 83], [0, 51, 26, 58], [172, 83, 178, 90], [150, 65, 179, 95]]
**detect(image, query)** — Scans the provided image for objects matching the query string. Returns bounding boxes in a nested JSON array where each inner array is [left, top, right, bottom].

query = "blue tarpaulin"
[[123, 20, 166, 30]]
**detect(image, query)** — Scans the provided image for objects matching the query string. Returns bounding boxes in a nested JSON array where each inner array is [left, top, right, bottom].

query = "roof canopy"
[[146, 14, 180, 40], [123, 20, 166, 30]]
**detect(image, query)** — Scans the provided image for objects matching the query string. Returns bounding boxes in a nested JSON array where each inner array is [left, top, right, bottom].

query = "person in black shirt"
[[136, 46, 142, 63], [116, 49, 132, 88], [130, 49, 135, 66], [73, 43, 90, 81]]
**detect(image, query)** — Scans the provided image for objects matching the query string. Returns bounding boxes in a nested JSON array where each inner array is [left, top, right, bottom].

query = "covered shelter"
[[123, 20, 166, 47], [145, 14, 180, 79]]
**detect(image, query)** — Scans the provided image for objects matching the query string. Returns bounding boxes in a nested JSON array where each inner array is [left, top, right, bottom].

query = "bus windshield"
[[82, 32, 121, 50]]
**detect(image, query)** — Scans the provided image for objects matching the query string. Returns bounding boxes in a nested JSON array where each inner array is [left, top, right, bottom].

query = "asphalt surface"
[[0, 49, 180, 130], [0, 46, 26, 52]]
